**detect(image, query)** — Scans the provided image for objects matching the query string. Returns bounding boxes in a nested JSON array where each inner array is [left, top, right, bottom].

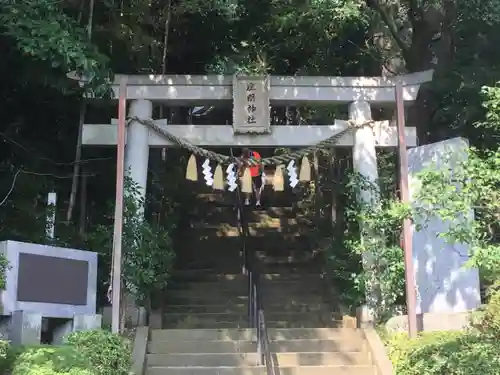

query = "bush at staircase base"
[[387, 287, 500, 374], [1, 329, 131, 375], [388, 331, 500, 375]]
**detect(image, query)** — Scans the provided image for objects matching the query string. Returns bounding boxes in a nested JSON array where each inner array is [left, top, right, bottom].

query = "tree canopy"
[[2, 0, 500, 309]]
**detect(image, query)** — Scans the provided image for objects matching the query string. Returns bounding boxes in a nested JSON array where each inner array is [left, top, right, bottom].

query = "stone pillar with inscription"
[[349, 100, 381, 326]]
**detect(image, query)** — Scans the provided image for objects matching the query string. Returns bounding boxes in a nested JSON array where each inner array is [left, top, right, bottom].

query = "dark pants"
[[252, 175, 263, 191]]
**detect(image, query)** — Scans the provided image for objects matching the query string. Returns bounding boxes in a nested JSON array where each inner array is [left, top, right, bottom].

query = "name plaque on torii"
[[232, 75, 271, 135]]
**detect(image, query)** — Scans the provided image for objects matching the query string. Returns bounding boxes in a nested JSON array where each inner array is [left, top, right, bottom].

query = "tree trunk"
[[66, 104, 86, 222], [78, 167, 87, 235], [66, 0, 95, 221], [369, 0, 457, 144]]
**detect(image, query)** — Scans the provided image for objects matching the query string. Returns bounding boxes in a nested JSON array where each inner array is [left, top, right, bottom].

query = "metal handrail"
[[234, 188, 274, 375]]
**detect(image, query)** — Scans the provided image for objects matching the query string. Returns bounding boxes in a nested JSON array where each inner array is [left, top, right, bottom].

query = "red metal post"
[[111, 78, 127, 334], [395, 82, 418, 338]]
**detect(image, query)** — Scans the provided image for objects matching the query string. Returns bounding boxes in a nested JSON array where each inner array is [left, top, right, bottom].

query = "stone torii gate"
[[83, 71, 432, 204], [84, 70, 482, 329]]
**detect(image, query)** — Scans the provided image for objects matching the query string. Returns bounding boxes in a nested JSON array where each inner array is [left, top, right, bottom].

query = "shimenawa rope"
[[127, 116, 375, 166]]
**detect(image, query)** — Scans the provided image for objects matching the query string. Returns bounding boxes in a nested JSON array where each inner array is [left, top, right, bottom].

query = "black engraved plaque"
[[17, 253, 89, 305]]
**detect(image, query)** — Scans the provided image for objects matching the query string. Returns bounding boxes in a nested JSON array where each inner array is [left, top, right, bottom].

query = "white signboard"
[[232, 75, 270, 134]]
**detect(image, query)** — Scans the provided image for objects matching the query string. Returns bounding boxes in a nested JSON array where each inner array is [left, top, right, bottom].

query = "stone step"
[[167, 278, 325, 291], [163, 319, 345, 330], [150, 328, 256, 342], [165, 291, 327, 304], [178, 256, 320, 269], [150, 328, 361, 342], [169, 268, 324, 289], [148, 338, 365, 354], [173, 265, 321, 276], [165, 304, 248, 314], [164, 294, 249, 306], [165, 290, 327, 304], [192, 205, 296, 218], [162, 313, 248, 326], [147, 353, 262, 367], [176, 250, 320, 265], [265, 321, 345, 329], [179, 236, 311, 254], [191, 222, 307, 236], [194, 193, 235, 204], [255, 253, 320, 264], [195, 193, 299, 206], [266, 328, 364, 341], [190, 209, 300, 225], [172, 263, 242, 274], [165, 302, 328, 314], [192, 217, 302, 228], [168, 275, 323, 290], [170, 272, 246, 283], [175, 255, 318, 267], [164, 319, 249, 329], [167, 281, 247, 291], [147, 351, 370, 367], [162, 312, 336, 326], [147, 365, 376, 375], [186, 226, 309, 237], [170, 272, 322, 283]]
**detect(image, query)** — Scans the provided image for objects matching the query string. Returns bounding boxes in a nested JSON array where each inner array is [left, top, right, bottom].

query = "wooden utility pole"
[[395, 82, 418, 338]]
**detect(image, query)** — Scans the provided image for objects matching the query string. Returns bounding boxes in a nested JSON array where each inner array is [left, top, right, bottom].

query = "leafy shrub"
[[0, 339, 11, 373], [0, 253, 9, 291], [86, 176, 176, 309], [65, 330, 131, 375], [472, 283, 500, 337], [388, 331, 500, 374], [11, 345, 93, 375]]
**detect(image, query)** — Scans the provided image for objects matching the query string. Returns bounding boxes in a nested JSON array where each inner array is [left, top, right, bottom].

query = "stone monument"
[[0, 240, 101, 344]]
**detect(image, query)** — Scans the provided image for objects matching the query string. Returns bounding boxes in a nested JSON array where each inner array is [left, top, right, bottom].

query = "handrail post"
[[259, 310, 266, 365], [253, 283, 258, 328], [257, 308, 262, 364], [249, 271, 254, 326]]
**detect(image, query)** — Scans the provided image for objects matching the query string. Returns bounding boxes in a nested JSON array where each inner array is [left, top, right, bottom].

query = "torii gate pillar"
[[125, 99, 152, 210], [349, 100, 380, 324], [350, 100, 380, 205]]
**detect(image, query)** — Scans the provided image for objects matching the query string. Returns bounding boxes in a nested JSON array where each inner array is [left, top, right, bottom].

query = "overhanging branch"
[[369, 0, 410, 57]]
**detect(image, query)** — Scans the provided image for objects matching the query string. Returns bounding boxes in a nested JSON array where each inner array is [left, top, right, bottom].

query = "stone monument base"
[[0, 311, 102, 345], [385, 311, 473, 333]]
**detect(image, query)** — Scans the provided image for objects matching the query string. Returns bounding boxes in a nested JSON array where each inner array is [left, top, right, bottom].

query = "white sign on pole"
[[46, 192, 57, 240]]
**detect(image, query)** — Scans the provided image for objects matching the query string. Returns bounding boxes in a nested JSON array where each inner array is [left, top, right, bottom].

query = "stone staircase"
[[146, 327, 376, 375], [147, 190, 379, 375]]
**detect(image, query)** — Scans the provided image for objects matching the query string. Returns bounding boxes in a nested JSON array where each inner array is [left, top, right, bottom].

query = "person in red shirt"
[[240, 148, 264, 207]]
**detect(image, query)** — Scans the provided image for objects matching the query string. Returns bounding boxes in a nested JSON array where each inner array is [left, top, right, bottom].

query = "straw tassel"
[[299, 156, 311, 182], [273, 165, 284, 192], [186, 154, 198, 181], [213, 164, 224, 191], [241, 168, 253, 194]]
